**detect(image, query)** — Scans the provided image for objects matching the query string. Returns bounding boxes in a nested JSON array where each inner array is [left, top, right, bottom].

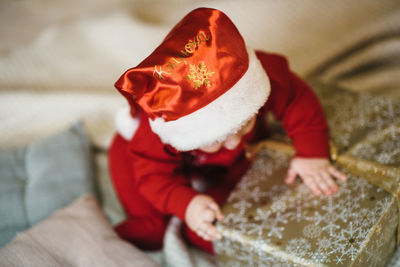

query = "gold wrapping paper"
[[309, 81, 400, 156], [214, 146, 397, 266], [311, 80, 400, 244], [214, 81, 400, 266], [259, 80, 400, 243], [247, 140, 400, 245]]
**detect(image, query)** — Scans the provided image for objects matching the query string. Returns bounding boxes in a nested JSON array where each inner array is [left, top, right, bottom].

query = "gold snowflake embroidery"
[[185, 62, 214, 90]]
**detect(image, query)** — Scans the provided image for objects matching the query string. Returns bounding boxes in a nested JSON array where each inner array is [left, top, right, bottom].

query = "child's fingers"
[[320, 172, 338, 194], [328, 166, 347, 182], [284, 167, 297, 184], [208, 202, 224, 221], [312, 173, 331, 195], [196, 222, 222, 241], [204, 223, 222, 240], [301, 175, 321, 196]]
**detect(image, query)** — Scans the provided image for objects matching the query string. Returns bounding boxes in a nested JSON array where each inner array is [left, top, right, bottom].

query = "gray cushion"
[[0, 122, 95, 247]]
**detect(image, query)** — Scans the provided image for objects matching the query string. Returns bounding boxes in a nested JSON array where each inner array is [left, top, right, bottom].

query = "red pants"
[[108, 134, 249, 254]]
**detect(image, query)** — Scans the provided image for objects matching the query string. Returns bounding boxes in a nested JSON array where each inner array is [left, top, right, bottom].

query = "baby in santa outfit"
[[108, 8, 347, 253]]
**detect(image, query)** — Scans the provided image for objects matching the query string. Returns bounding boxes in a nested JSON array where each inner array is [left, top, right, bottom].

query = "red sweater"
[[124, 51, 329, 221]]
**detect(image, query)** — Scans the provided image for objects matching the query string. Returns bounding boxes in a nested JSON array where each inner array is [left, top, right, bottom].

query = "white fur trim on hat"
[[149, 48, 270, 151], [115, 106, 140, 140]]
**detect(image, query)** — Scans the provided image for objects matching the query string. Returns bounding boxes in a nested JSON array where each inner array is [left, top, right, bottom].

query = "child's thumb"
[[285, 168, 297, 184]]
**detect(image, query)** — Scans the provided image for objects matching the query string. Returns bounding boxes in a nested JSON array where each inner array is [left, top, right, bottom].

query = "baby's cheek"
[[199, 142, 223, 153], [223, 135, 241, 150]]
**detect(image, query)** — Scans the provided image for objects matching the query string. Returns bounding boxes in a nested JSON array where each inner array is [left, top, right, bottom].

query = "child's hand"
[[284, 157, 347, 196], [185, 194, 224, 241]]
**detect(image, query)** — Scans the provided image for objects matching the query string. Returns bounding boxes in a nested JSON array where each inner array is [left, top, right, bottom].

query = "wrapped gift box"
[[214, 146, 398, 266], [309, 80, 400, 160], [214, 77, 400, 266]]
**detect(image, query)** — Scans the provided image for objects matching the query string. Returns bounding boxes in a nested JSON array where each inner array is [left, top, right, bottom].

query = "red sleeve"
[[256, 51, 330, 158], [128, 112, 198, 221]]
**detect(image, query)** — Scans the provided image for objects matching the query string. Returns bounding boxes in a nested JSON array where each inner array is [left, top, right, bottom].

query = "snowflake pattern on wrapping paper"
[[302, 224, 322, 239], [185, 61, 214, 89], [214, 149, 398, 266], [311, 81, 400, 165], [286, 238, 311, 258]]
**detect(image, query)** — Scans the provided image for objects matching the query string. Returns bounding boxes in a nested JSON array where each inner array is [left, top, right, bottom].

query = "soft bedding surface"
[[0, 195, 159, 267]]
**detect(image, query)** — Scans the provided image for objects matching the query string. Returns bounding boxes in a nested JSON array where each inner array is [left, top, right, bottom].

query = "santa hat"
[[115, 7, 270, 151]]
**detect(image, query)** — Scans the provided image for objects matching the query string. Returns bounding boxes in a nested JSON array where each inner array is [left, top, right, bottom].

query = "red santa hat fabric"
[[115, 7, 270, 151]]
